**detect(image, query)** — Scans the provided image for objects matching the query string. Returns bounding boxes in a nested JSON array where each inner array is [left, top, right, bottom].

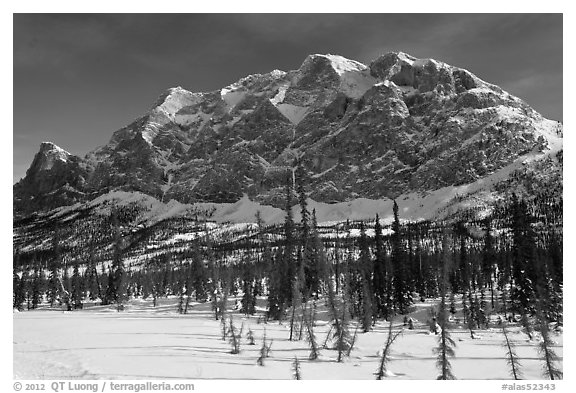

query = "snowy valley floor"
[[13, 298, 563, 380]]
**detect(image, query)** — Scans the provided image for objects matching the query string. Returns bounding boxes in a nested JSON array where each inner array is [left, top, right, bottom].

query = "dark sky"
[[13, 14, 563, 183]]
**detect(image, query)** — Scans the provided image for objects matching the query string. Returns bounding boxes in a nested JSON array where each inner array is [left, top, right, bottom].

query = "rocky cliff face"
[[13, 52, 563, 216]]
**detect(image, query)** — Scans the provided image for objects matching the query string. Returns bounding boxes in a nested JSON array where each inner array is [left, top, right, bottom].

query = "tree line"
[[14, 168, 562, 333]]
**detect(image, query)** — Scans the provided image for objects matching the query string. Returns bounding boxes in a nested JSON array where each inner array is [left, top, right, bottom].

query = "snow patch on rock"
[[269, 84, 289, 105], [312, 54, 368, 75], [38, 142, 71, 171], [276, 103, 309, 125], [339, 69, 377, 99], [220, 88, 246, 109]]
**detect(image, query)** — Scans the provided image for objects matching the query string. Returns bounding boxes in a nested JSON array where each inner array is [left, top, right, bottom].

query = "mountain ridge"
[[14, 51, 563, 221]]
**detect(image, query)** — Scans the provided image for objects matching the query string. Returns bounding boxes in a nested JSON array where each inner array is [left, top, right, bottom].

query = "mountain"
[[13, 51, 563, 223]]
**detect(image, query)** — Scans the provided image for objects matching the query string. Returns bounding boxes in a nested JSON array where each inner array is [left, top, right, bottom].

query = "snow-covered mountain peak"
[[35, 142, 71, 171], [291, 54, 376, 100], [395, 51, 417, 64], [310, 53, 368, 75], [220, 70, 288, 110], [152, 86, 200, 117], [39, 141, 70, 159], [14, 50, 563, 218], [39, 141, 68, 154], [269, 69, 287, 78]]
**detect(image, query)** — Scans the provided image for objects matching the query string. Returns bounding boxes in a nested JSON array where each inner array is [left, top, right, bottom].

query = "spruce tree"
[[435, 296, 456, 379], [289, 275, 302, 341], [358, 222, 373, 332], [391, 200, 412, 314], [295, 163, 317, 298], [100, 264, 109, 304], [110, 214, 127, 310], [326, 253, 351, 362], [335, 296, 352, 362], [70, 262, 84, 309], [266, 249, 285, 321], [292, 357, 302, 380], [375, 320, 402, 380], [20, 269, 31, 310], [13, 267, 24, 310], [482, 218, 496, 308], [190, 241, 208, 302], [102, 266, 114, 305], [246, 327, 256, 345], [84, 234, 101, 301], [536, 303, 562, 380], [228, 315, 242, 354], [502, 323, 522, 380], [434, 230, 456, 380], [510, 194, 538, 316], [373, 214, 388, 319], [177, 263, 186, 314], [304, 302, 319, 360], [47, 228, 62, 307], [31, 263, 44, 309], [241, 261, 256, 315], [266, 173, 296, 321], [284, 172, 296, 304], [257, 328, 273, 366], [62, 265, 72, 309], [85, 262, 101, 301]]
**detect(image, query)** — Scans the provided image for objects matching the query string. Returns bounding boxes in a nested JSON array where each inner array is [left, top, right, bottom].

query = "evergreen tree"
[[334, 294, 352, 362], [292, 357, 302, 380], [267, 173, 296, 320], [102, 266, 116, 304], [99, 264, 109, 304], [228, 315, 242, 354], [190, 242, 208, 302], [325, 254, 351, 362], [373, 214, 388, 319], [289, 275, 302, 341], [110, 214, 127, 310], [266, 249, 285, 321], [47, 228, 62, 307], [449, 292, 456, 317], [502, 323, 522, 380], [31, 263, 44, 309], [284, 172, 296, 304], [391, 200, 412, 314], [47, 264, 61, 308], [70, 262, 84, 309], [375, 320, 402, 380], [358, 222, 373, 332], [13, 267, 24, 310], [536, 304, 562, 380], [510, 194, 538, 316], [295, 163, 314, 296], [304, 302, 320, 360], [435, 297, 456, 379], [85, 256, 101, 301], [257, 329, 273, 366], [434, 230, 456, 380], [246, 327, 255, 345], [451, 221, 469, 294], [241, 260, 256, 315], [482, 218, 496, 308], [62, 264, 72, 300], [20, 269, 31, 310], [296, 164, 321, 299]]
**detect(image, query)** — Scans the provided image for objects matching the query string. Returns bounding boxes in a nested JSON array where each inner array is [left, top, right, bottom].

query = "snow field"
[[13, 297, 562, 380]]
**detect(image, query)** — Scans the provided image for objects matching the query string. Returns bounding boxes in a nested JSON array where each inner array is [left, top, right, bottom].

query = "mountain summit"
[[14, 52, 562, 219]]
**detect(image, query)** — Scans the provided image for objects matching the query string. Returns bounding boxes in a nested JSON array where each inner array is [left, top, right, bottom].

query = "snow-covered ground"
[[13, 297, 562, 380]]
